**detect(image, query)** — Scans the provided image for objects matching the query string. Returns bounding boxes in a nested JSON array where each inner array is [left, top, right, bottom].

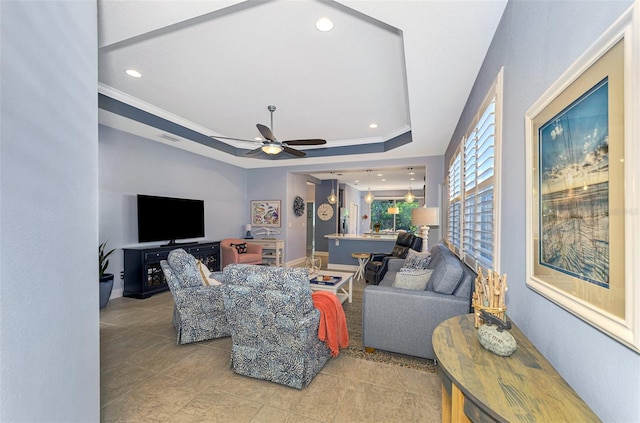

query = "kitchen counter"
[[325, 233, 399, 241], [324, 233, 398, 270]]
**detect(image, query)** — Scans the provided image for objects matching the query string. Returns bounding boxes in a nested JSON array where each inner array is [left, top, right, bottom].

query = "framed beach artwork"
[[251, 200, 281, 227], [525, 4, 639, 352]]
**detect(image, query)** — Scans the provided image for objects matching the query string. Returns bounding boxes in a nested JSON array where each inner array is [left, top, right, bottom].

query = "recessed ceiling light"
[[377, 173, 383, 177], [254, 137, 262, 141], [125, 69, 142, 78], [381, 179, 387, 182], [315, 17, 334, 32], [410, 177, 415, 181], [354, 180, 360, 183], [369, 123, 378, 129]]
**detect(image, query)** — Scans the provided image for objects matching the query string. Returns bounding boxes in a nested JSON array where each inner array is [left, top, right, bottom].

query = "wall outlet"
[[120, 271, 124, 280]]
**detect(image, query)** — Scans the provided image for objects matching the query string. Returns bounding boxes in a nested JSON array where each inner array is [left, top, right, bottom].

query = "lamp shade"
[[411, 207, 439, 226], [245, 224, 252, 231]]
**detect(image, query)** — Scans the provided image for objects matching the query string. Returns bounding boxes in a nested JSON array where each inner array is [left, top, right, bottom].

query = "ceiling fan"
[[211, 105, 326, 158]]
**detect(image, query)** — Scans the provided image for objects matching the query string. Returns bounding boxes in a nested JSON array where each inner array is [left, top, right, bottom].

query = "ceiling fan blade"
[[246, 147, 264, 157], [283, 146, 306, 157], [282, 139, 327, 146], [256, 124, 276, 141]]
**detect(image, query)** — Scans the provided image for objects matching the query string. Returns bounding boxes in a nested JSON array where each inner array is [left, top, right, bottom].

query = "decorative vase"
[[99, 274, 114, 309]]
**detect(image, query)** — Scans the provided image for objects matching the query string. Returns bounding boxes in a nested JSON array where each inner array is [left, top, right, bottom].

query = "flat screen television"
[[137, 194, 205, 245]]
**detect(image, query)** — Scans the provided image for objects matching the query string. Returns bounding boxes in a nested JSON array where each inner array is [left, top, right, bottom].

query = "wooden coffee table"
[[308, 270, 353, 304]]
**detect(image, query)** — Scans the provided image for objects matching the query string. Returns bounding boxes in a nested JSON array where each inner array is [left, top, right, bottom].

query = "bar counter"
[[325, 233, 398, 270]]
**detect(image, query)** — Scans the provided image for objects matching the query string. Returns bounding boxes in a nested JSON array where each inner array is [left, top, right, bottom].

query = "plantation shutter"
[[463, 97, 495, 270], [448, 150, 462, 254]]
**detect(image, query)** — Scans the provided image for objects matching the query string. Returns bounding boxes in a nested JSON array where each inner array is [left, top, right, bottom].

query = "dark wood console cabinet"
[[123, 241, 220, 299]]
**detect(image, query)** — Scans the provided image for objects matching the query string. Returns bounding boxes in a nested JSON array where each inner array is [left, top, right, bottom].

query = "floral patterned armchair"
[[221, 264, 331, 389], [160, 248, 230, 344]]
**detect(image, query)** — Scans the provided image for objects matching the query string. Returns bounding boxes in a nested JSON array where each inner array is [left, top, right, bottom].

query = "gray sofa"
[[362, 243, 475, 360]]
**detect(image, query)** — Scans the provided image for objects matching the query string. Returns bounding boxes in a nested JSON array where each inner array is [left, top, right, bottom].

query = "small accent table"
[[432, 314, 599, 423], [351, 252, 370, 280], [309, 270, 353, 304]]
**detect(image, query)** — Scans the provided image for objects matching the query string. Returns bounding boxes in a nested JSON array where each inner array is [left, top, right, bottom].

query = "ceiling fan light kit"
[[261, 142, 283, 155]]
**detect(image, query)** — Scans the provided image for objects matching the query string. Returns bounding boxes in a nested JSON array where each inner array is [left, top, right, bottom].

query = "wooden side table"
[[432, 314, 599, 423], [351, 252, 370, 280]]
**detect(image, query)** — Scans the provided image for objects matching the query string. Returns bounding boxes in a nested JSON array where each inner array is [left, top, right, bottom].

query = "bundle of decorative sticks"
[[472, 268, 508, 328]]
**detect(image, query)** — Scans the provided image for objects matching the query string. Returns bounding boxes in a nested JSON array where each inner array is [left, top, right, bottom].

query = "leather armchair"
[[364, 232, 422, 285], [220, 238, 263, 269]]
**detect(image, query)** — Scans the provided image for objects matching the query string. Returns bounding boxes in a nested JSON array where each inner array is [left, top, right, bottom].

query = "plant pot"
[[99, 274, 114, 309]]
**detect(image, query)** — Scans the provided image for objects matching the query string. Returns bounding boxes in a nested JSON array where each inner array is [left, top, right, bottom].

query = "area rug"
[[341, 281, 438, 373]]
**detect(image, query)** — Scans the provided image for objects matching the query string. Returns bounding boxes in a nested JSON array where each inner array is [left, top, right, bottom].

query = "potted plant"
[[99, 241, 116, 309], [373, 222, 381, 233]]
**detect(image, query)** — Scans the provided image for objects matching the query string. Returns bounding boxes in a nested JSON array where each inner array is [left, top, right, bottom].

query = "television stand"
[[123, 241, 220, 298]]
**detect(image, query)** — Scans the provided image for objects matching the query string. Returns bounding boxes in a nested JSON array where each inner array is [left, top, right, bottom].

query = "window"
[[446, 69, 502, 272], [370, 199, 420, 232], [448, 150, 462, 251]]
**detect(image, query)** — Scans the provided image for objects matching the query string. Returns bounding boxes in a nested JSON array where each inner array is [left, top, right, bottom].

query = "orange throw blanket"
[[311, 291, 349, 357]]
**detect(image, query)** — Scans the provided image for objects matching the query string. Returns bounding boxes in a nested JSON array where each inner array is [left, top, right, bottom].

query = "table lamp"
[[411, 206, 439, 251], [244, 224, 253, 239]]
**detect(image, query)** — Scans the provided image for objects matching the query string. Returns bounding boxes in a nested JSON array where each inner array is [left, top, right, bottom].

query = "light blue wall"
[[315, 180, 337, 252], [287, 172, 310, 263], [99, 125, 248, 295], [0, 2, 99, 421], [445, 1, 639, 421]]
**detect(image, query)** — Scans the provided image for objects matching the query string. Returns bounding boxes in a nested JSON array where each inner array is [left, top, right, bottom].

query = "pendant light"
[[404, 168, 416, 203], [404, 187, 415, 203], [364, 170, 375, 204], [327, 171, 337, 204], [388, 187, 399, 214]]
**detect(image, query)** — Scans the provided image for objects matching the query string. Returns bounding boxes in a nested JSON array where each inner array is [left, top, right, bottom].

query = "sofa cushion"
[[429, 253, 464, 295], [403, 249, 431, 270], [392, 269, 433, 290], [230, 242, 247, 254]]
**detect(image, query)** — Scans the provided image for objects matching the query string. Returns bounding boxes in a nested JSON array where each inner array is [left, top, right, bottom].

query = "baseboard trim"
[[110, 287, 123, 299]]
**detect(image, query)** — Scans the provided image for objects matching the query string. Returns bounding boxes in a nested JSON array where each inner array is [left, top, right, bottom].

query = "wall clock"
[[317, 203, 334, 221], [293, 196, 305, 217]]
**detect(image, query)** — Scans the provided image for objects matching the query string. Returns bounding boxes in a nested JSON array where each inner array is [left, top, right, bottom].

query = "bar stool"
[[352, 252, 370, 280]]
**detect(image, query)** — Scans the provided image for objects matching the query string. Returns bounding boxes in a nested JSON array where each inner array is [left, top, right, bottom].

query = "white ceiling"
[[97, 0, 507, 187]]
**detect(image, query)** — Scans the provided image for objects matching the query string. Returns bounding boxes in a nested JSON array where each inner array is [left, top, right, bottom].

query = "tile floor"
[[100, 274, 442, 422]]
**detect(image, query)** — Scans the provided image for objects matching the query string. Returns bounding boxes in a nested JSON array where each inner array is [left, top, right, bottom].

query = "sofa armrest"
[[362, 285, 471, 360], [369, 252, 391, 262]]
